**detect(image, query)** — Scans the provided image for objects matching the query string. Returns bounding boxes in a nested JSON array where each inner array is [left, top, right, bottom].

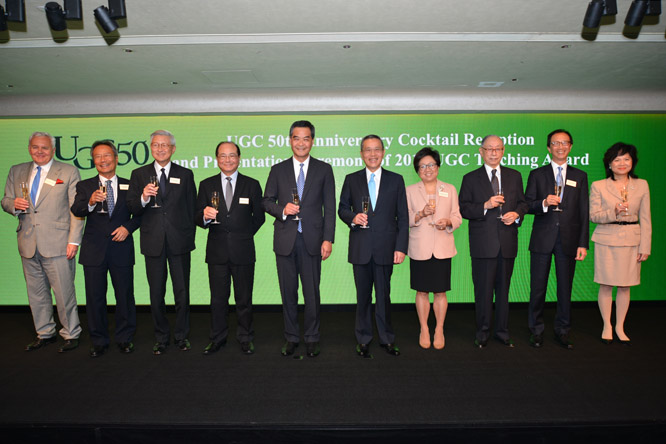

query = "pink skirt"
[[593, 244, 641, 287]]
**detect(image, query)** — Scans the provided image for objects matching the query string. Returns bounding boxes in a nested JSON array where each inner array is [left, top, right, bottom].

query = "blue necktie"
[[30, 166, 41, 206], [369, 173, 377, 209], [106, 180, 114, 216], [297, 163, 305, 233], [557, 166, 563, 198]]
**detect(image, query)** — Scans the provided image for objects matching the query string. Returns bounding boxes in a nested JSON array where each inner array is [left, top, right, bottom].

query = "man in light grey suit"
[[2, 132, 84, 352]]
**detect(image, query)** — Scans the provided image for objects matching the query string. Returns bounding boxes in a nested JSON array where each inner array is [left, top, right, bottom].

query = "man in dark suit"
[[2, 131, 84, 353], [196, 141, 265, 355], [71, 140, 141, 357], [127, 130, 196, 355], [459, 135, 527, 348], [262, 120, 335, 358], [525, 129, 589, 350], [338, 135, 408, 358]]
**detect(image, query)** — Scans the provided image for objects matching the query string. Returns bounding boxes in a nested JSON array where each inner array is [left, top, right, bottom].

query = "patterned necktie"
[[225, 177, 233, 211], [106, 179, 114, 216], [556, 166, 563, 198], [297, 163, 305, 233], [368, 173, 377, 209], [491, 169, 499, 195], [30, 166, 41, 205]]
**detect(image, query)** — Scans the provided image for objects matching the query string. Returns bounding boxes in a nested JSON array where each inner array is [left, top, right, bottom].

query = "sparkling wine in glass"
[[621, 185, 629, 216], [210, 191, 221, 224], [97, 182, 108, 213], [496, 189, 505, 219], [292, 187, 301, 221], [150, 176, 161, 208], [553, 184, 563, 212], [20, 181, 29, 213], [427, 194, 437, 226], [361, 196, 370, 229]]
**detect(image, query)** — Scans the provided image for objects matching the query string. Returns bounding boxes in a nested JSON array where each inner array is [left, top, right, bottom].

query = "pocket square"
[[56, 179, 64, 184]]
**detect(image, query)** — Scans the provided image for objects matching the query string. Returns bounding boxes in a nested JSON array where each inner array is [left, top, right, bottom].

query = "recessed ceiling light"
[[478, 81, 504, 88]]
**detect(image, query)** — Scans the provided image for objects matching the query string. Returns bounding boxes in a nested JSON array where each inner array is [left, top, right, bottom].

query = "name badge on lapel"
[[170, 177, 181, 185], [44, 178, 56, 186], [565, 179, 577, 187], [239, 198, 250, 205], [119, 184, 129, 191]]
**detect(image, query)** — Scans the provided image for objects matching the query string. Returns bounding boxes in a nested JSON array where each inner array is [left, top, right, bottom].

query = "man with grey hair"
[[127, 130, 197, 355], [459, 135, 527, 349], [2, 131, 84, 352]]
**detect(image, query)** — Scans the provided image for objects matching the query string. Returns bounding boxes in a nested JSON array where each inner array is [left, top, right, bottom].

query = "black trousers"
[[471, 253, 515, 342], [208, 262, 255, 343]]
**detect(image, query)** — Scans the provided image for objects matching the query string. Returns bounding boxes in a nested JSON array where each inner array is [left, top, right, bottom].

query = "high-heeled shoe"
[[600, 337, 613, 345], [618, 338, 632, 346]]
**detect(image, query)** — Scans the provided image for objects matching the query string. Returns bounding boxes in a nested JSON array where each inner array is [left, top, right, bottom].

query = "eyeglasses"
[[418, 163, 438, 170], [150, 143, 173, 149], [93, 154, 115, 160], [481, 147, 504, 153], [549, 141, 572, 148], [217, 154, 238, 160]]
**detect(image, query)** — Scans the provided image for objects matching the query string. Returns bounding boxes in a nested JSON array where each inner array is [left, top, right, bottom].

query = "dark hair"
[[413, 147, 440, 173], [360, 134, 384, 150], [289, 120, 315, 138], [91, 140, 118, 156], [215, 141, 241, 157], [603, 142, 639, 180], [547, 129, 573, 147]]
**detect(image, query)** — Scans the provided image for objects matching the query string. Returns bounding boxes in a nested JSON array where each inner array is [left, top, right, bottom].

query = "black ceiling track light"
[[0, 0, 26, 32], [583, 0, 662, 34], [625, 0, 662, 27], [44, 0, 82, 32], [583, 0, 618, 28], [94, 0, 126, 33]]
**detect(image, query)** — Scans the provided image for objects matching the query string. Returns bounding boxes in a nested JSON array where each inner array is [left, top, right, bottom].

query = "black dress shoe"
[[90, 344, 109, 357], [25, 336, 57, 351], [494, 335, 515, 348], [58, 339, 79, 353], [203, 340, 226, 355], [356, 343, 371, 358], [618, 339, 632, 346], [176, 339, 191, 351], [305, 341, 320, 358], [555, 334, 574, 350], [152, 342, 167, 355], [380, 343, 400, 356], [600, 337, 613, 345], [529, 334, 543, 348], [474, 339, 488, 348], [281, 341, 298, 356], [240, 341, 254, 355], [117, 342, 134, 353]]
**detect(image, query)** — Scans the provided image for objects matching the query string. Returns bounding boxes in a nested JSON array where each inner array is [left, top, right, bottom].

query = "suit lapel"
[[301, 158, 315, 203], [36, 162, 61, 206], [479, 167, 494, 197]]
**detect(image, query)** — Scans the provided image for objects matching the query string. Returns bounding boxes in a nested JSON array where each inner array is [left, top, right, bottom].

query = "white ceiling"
[[1, 0, 665, 115]]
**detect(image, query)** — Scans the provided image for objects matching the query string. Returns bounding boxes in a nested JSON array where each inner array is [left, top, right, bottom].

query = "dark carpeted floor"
[[1, 303, 665, 443]]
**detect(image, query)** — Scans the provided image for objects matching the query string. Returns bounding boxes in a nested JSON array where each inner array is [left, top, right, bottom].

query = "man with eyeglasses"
[[338, 135, 408, 358], [71, 140, 141, 357], [2, 132, 84, 352], [525, 129, 588, 350], [196, 141, 265, 355], [459, 135, 527, 349], [127, 130, 197, 355]]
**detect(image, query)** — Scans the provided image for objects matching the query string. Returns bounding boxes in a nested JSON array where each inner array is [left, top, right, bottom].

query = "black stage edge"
[[1, 303, 665, 444]]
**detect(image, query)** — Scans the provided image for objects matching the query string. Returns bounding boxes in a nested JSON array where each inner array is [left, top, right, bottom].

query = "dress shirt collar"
[[153, 161, 172, 177]]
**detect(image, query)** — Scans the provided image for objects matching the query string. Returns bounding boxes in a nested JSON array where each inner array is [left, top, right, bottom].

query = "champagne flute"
[[360, 196, 370, 229], [210, 191, 221, 224], [553, 183, 563, 212], [291, 187, 301, 221], [149, 175, 161, 208], [97, 182, 108, 214], [620, 185, 629, 216], [20, 181, 29, 213], [427, 194, 437, 226], [496, 188, 504, 219]]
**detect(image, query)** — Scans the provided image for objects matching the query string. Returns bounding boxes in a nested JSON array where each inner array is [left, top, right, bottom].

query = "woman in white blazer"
[[590, 142, 651, 345], [406, 147, 462, 349]]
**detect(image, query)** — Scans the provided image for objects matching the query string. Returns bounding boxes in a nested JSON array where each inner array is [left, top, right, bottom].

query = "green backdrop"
[[1, 113, 663, 305]]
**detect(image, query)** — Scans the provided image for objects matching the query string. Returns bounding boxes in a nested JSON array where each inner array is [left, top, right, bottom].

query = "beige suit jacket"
[[406, 180, 462, 260], [2, 160, 84, 258], [590, 177, 651, 254]]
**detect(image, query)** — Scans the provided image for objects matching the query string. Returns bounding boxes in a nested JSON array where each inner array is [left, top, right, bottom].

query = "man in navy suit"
[[196, 141, 265, 355], [127, 130, 197, 355], [525, 129, 589, 350], [262, 120, 336, 358], [71, 140, 141, 357], [459, 135, 527, 348], [338, 135, 408, 358]]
